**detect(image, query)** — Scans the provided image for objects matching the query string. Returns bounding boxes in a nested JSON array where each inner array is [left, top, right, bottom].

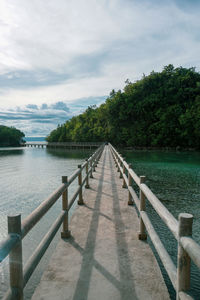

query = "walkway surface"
[[32, 146, 169, 300]]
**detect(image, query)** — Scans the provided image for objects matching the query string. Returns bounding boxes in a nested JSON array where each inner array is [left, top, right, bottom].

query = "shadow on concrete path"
[[65, 147, 138, 300]]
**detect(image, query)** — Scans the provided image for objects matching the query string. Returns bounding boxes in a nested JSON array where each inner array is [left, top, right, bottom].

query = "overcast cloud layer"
[[0, 0, 200, 136]]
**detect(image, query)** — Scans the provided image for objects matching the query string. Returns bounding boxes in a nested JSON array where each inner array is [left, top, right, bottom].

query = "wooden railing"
[[46, 142, 103, 148], [0, 145, 104, 300], [109, 143, 200, 300], [25, 142, 103, 149]]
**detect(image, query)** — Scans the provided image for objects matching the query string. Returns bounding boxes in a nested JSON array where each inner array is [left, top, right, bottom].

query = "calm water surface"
[[1, 147, 200, 299], [122, 150, 200, 299], [0, 146, 92, 299]]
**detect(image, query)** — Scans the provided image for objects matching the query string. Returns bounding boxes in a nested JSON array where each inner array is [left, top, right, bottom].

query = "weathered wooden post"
[[119, 158, 123, 178], [61, 176, 71, 238], [138, 176, 147, 240], [113, 150, 117, 167], [117, 155, 120, 172], [111, 148, 116, 166], [8, 214, 23, 300], [90, 158, 93, 178], [93, 155, 96, 172], [78, 165, 84, 205], [176, 213, 193, 299], [95, 150, 99, 167], [122, 159, 126, 188], [85, 159, 90, 189], [128, 164, 133, 205]]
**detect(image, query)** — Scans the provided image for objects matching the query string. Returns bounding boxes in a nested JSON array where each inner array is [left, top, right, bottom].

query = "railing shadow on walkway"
[[62, 147, 138, 300]]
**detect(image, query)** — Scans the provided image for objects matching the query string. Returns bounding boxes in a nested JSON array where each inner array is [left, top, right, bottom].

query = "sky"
[[0, 0, 200, 137]]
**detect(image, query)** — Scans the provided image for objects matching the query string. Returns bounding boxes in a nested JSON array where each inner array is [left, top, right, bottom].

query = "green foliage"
[[47, 65, 200, 149], [0, 125, 25, 147]]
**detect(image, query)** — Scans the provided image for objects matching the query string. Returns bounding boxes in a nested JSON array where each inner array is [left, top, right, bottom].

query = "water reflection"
[[0, 149, 24, 156], [46, 148, 92, 159], [122, 150, 200, 299], [123, 150, 200, 165], [0, 146, 87, 299]]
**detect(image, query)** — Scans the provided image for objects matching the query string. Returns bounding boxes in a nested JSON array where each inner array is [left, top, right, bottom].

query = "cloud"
[[1, 0, 200, 79], [0, 0, 200, 135], [26, 104, 38, 110], [0, 96, 106, 136], [41, 103, 48, 110], [51, 101, 69, 112]]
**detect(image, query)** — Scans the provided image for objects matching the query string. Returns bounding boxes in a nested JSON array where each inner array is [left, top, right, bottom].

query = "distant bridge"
[[25, 142, 47, 148], [25, 142, 103, 149]]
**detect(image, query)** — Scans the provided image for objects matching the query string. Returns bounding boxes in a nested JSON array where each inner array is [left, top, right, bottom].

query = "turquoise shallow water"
[[1, 147, 200, 299], [122, 150, 200, 299], [0, 146, 91, 299]]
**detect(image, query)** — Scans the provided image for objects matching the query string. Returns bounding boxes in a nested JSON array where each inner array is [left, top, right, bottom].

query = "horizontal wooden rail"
[[123, 173, 129, 188], [109, 143, 200, 300], [0, 144, 104, 300], [23, 211, 66, 288], [180, 237, 200, 269], [21, 183, 66, 238], [141, 211, 177, 289], [128, 186, 140, 211], [68, 186, 81, 210], [68, 169, 81, 185], [140, 183, 178, 239]]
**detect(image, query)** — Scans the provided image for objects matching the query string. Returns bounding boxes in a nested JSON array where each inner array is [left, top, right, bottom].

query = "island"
[[46, 64, 200, 150], [0, 125, 25, 147]]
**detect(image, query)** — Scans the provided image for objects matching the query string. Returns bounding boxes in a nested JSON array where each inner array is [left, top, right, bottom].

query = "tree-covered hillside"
[[47, 65, 200, 149], [0, 125, 25, 147]]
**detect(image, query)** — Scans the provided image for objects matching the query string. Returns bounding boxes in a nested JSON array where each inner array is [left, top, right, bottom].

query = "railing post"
[[122, 158, 126, 186], [111, 148, 117, 166], [78, 165, 84, 205], [128, 164, 133, 205], [113, 151, 117, 167], [176, 213, 193, 299], [90, 158, 93, 178], [93, 156, 96, 172], [138, 176, 147, 240], [95, 151, 99, 167], [117, 155, 120, 172], [85, 159, 90, 189], [8, 214, 23, 300], [119, 159, 123, 178], [61, 176, 71, 238]]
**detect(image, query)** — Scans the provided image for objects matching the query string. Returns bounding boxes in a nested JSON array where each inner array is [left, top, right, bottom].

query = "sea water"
[[0, 146, 91, 299], [122, 150, 200, 299]]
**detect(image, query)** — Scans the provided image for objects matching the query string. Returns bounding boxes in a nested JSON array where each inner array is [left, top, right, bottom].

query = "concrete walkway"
[[32, 146, 170, 300]]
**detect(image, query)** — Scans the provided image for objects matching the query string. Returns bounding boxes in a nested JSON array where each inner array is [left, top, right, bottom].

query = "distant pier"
[[25, 142, 103, 149]]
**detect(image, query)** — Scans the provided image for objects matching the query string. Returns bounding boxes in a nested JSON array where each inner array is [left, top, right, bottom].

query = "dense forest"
[[0, 125, 25, 147], [47, 65, 200, 149]]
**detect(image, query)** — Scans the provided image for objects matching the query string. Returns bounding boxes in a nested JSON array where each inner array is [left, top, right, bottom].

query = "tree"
[[0, 125, 25, 147], [46, 64, 200, 149]]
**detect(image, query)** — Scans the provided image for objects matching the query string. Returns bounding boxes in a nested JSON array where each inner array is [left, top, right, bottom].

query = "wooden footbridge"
[[1, 144, 200, 300]]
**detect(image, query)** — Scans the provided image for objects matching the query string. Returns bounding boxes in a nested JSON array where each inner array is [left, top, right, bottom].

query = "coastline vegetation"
[[47, 64, 200, 149], [0, 125, 25, 147]]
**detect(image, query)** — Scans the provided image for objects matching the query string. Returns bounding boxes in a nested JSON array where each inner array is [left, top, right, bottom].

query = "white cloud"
[[0, 73, 119, 108], [0, 97, 106, 136], [0, 0, 200, 134], [0, 0, 199, 75]]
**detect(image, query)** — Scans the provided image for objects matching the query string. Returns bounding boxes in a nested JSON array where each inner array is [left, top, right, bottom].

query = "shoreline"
[[117, 146, 199, 152]]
